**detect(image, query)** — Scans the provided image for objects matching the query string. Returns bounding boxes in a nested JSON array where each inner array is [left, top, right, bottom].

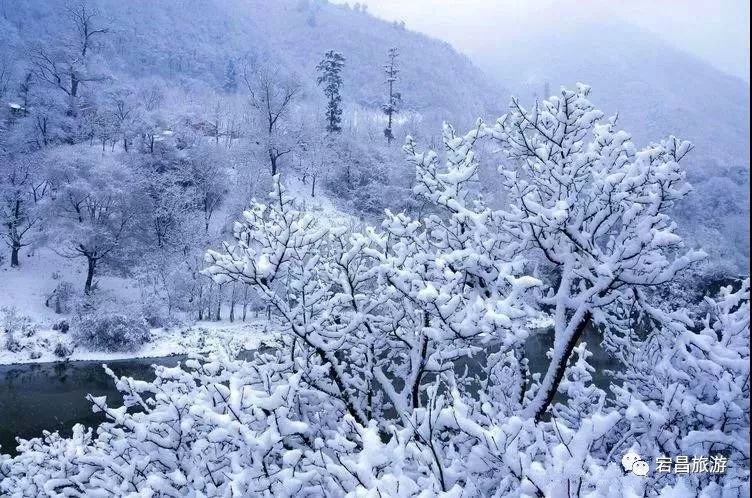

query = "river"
[[0, 329, 618, 457], [0, 356, 185, 456]]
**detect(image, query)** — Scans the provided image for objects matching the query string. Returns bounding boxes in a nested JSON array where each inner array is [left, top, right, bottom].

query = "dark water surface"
[[0, 329, 618, 457], [0, 356, 186, 456]]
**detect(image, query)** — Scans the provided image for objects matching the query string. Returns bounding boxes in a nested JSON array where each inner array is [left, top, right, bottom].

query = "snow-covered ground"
[[283, 175, 364, 229], [0, 180, 350, 367], [0, 243, 283, 366], [0, 320, 278, 365], [0, 247, 142, 325]]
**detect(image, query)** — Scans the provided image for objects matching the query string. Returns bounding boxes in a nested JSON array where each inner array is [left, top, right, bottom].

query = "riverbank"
[[0, 320, 278, 366]]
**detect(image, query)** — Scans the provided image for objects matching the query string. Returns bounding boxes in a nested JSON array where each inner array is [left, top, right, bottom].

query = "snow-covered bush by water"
[[72, 312, 150, 352], [1, 307, 37, 353], [139, 295, 174, 329], [1, 307, 37, 338], [44, 281, 77, 315], [1, 87, 748, 496], [52, 342, 72, 358]]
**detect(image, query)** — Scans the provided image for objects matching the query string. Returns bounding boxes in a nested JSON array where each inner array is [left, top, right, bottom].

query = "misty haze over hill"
[[473, 20, 750, 273]]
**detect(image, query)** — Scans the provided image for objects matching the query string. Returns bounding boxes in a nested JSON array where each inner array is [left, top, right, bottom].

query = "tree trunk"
[[197, 287, 203, 321], [229, 283, 236, 323], [84, 257, 97, 295], [242, 286, 248, 322], [269, 150, 278, 176], [10, 243, 20, 267], [70, 74, 79, 98], [411, 318, 429, 409], [215, 283, 223, 321], [206, 280, 214, 320], [386, 111, 393, 144], [68, 75, 79, 117], [525, 312, 592, 422]]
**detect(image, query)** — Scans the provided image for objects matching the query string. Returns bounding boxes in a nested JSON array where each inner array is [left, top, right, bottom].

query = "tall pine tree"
[[316, 50, 345, 133], [382, 47, 401, 144], [223, 59, 238, 93]]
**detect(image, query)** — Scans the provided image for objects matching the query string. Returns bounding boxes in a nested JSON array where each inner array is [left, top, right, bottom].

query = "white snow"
[[0, 320, 278, 365], [0, 248, 141, 324], [0, 248, 279, 365]]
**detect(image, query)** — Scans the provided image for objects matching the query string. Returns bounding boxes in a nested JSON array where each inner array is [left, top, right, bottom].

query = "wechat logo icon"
[[622, 452, 649, 476]]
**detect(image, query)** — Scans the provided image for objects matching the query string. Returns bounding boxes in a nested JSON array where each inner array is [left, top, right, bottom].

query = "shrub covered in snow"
[[45, 281, 77, 314], [3, 332, 22, 353], [72, 312, 150, 352], [51, 319, 69, 333], [53, 342, 72, 358], [140, 297, 172, 328], [1, 307, 37, 353], [1, 307, 37, 338]]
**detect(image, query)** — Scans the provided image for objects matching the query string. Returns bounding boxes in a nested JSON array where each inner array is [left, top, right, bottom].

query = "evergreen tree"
[[381, 47, 400, 143], [316, 50, 345, 133], [223, 59, 237, 93]]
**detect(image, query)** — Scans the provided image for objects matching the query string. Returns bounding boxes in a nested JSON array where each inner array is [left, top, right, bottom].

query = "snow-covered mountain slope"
[[473, 20, 750, 273], [0, 3, 745, 273], [0, 0, 501, 126]]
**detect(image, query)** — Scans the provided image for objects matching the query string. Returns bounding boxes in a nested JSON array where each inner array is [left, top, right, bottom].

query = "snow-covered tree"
[[205, 98, 228, 147], [223, 58, 238, 94], [28, 0, 109, 119], [381, 47, 401, 144], [105, 87, 141, 153], [179, 143, 228, 233], [140, 167, 194, 248], [0, 55, 11, 105], [488, 84, 706, 421], [47, 152, 140, 294], [243, 64, 301, 176], [316, 49, 345, 133], [297, 128, 331, 197], [0, 154, 47, 266], [26, 89, 65, 148]]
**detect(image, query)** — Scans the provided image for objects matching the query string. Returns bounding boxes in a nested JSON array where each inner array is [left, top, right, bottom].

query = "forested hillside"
[[0, 0, 499, 126], [0, 0, 501, 323]]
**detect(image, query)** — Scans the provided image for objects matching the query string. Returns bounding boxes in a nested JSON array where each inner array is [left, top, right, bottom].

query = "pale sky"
[[336, 0, 750, 82]]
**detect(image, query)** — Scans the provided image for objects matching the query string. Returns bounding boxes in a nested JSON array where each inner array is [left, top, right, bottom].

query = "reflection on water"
[[0, 328, 619, 457]]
